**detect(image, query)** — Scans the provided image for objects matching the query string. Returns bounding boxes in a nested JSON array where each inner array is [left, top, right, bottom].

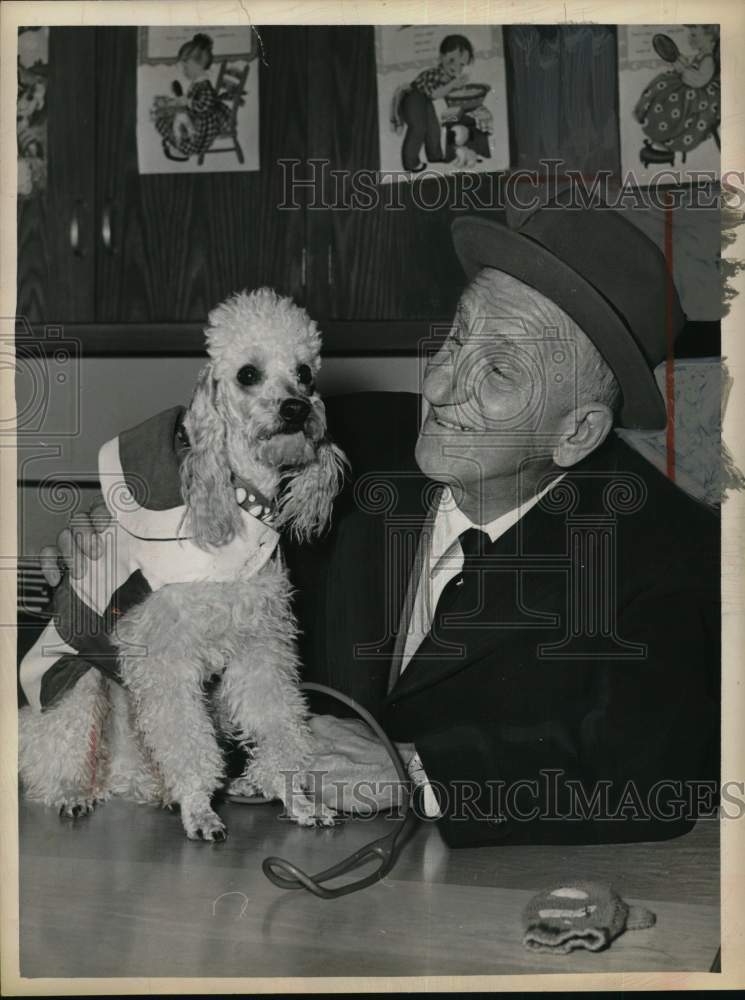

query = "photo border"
[[1, 0, 743, 993]]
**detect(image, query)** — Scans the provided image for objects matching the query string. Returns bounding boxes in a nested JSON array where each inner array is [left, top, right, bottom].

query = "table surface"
[[19, 796, 720, 980]]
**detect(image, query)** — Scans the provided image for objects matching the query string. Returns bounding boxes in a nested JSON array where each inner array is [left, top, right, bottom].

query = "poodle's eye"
[[296, 364, 313, 386], [236, 364, 262, 386]]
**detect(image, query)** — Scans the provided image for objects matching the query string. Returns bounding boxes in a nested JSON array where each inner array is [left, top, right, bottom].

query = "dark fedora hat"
[[451, 206, 686, 429]]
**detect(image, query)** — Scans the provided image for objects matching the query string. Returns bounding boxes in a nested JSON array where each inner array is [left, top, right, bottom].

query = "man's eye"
[[236, 364, 262, 386], [296, 364, 313, 386]]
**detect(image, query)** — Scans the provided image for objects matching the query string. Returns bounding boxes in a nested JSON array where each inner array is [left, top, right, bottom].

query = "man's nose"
[[422, 345, 467, 405], [280, 397, 310, 424]]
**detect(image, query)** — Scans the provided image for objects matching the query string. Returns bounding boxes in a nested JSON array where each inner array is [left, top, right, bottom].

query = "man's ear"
[[553, 404, 614, 468]]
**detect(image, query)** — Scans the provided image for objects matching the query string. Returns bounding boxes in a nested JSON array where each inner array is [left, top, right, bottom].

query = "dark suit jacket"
[[286, 392, 720, 848]]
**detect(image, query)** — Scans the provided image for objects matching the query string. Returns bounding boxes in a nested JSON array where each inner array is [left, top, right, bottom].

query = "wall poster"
[[618, 24, 720, 185], [17, 26, 49, 198], [375, 25, 510, 182], [136, 26, 260, 175]]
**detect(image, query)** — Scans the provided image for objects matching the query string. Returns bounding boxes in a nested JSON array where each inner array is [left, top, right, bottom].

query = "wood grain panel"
[[19, 797, 719, 978], [506, 26, 562, 171], [23, 320, 447, 355], [94, 27, 308, 323], [16, 28, 96, 324], [559, 26, 620, 177], [308, 26, 496, 323], [506, 25, 619, 178]]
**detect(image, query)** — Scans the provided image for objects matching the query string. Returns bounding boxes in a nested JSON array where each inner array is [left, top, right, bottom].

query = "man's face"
[[415, 270, 580, 497]]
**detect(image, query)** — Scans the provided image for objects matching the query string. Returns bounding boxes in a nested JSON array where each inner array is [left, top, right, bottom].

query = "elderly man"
[[38, 205, 719, 848], [291, 205, 719, 847]]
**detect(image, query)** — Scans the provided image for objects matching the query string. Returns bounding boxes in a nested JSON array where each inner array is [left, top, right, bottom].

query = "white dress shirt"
[[401, 475, 565, 817]]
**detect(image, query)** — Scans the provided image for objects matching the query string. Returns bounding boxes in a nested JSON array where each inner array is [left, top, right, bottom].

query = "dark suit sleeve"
[[414, 584, 719, 848]]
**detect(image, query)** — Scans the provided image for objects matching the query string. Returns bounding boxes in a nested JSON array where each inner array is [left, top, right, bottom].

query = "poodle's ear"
[[275, 440, 349, 542], [180, 363, 242, 548]]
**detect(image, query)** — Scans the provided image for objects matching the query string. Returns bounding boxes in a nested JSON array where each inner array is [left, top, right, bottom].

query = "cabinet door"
[[506, 25, 619, 176], [16, 28, 96, 324], [94, 27, 308, 323], [306, 26, 493, 323]]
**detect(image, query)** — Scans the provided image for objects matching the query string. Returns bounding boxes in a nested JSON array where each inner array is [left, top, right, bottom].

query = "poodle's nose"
[[280, 397, 310, 425]]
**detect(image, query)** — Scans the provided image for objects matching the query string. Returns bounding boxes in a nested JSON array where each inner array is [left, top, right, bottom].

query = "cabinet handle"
[[101, 202, 114, 253], [327, 244, 335, 288], [300, 247, 307, 289], [69, 201, 85, 257]]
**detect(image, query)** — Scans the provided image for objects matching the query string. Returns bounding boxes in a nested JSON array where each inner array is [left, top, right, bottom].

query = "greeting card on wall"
[[618, 25, 720, 185], [376, 26, 509, 182], [137, 27, 259, 174], [17, 27, 49, 198]]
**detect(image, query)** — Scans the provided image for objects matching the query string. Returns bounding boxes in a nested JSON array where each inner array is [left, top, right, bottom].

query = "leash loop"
[[261, 682, 418, 899]]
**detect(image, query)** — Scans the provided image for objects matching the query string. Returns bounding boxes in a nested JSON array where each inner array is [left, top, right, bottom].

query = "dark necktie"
[[431, 526, 491, 633]]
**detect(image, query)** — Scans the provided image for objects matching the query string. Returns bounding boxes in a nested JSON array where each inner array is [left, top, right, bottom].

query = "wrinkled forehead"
[[457, 268, 580, 346]]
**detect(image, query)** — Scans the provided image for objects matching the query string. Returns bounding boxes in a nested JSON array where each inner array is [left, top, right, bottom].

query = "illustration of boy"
[[399, 34, 474, 172]]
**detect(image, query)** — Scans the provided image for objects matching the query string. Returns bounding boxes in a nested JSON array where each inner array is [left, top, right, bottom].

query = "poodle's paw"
[[56, 795, 97, 820], [285, 795, 340, 828], [179, 795, 227, 842], [226, 774, 268, 800]]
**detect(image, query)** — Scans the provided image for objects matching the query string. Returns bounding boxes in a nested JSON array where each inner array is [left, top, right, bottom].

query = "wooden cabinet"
[[16, 28, 96, 324], [506, 25, 618, 175], [18, 26, 309, 327], [301, 25, 620, 324], [306, 26, 498, 323], [16, 25, 622, 336], [94, 27, 308, 322]]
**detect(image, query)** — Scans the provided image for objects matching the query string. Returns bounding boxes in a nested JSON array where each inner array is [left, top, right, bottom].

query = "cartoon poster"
[[376, 26, 509, 182], [618, 25, 720, 185], [17, 27, 49, 198], [137, 26, 259, 174]]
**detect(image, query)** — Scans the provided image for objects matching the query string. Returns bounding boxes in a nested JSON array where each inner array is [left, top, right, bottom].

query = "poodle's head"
[[181, 288, 347, 549]]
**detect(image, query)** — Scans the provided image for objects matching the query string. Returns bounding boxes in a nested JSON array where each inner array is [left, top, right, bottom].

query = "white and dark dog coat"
[[20, 406, 280, 712]]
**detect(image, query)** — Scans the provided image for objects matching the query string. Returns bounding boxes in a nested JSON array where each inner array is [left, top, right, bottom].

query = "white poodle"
[[19, 289, 347, 840]]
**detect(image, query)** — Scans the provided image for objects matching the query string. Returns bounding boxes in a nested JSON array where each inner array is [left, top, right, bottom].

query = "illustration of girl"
[[633, 25, 720, 167], [151, 33, 231, 161]]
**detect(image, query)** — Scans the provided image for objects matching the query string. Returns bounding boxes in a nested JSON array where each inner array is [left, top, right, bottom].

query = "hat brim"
[[451, 216, 668, 430]]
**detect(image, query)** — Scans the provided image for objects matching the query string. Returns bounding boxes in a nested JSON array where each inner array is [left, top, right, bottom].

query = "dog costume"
[[20, 405, 280, 712]]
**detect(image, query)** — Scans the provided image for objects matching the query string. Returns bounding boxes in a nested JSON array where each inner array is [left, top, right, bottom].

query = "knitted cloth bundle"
[[522, 881, 656, 954]]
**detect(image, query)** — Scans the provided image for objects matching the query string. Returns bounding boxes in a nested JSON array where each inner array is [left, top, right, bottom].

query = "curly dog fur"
[[19, 288, 347, 840]]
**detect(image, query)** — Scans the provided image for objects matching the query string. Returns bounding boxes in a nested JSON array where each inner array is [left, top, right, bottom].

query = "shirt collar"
[[430, 474, 566, 569]]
